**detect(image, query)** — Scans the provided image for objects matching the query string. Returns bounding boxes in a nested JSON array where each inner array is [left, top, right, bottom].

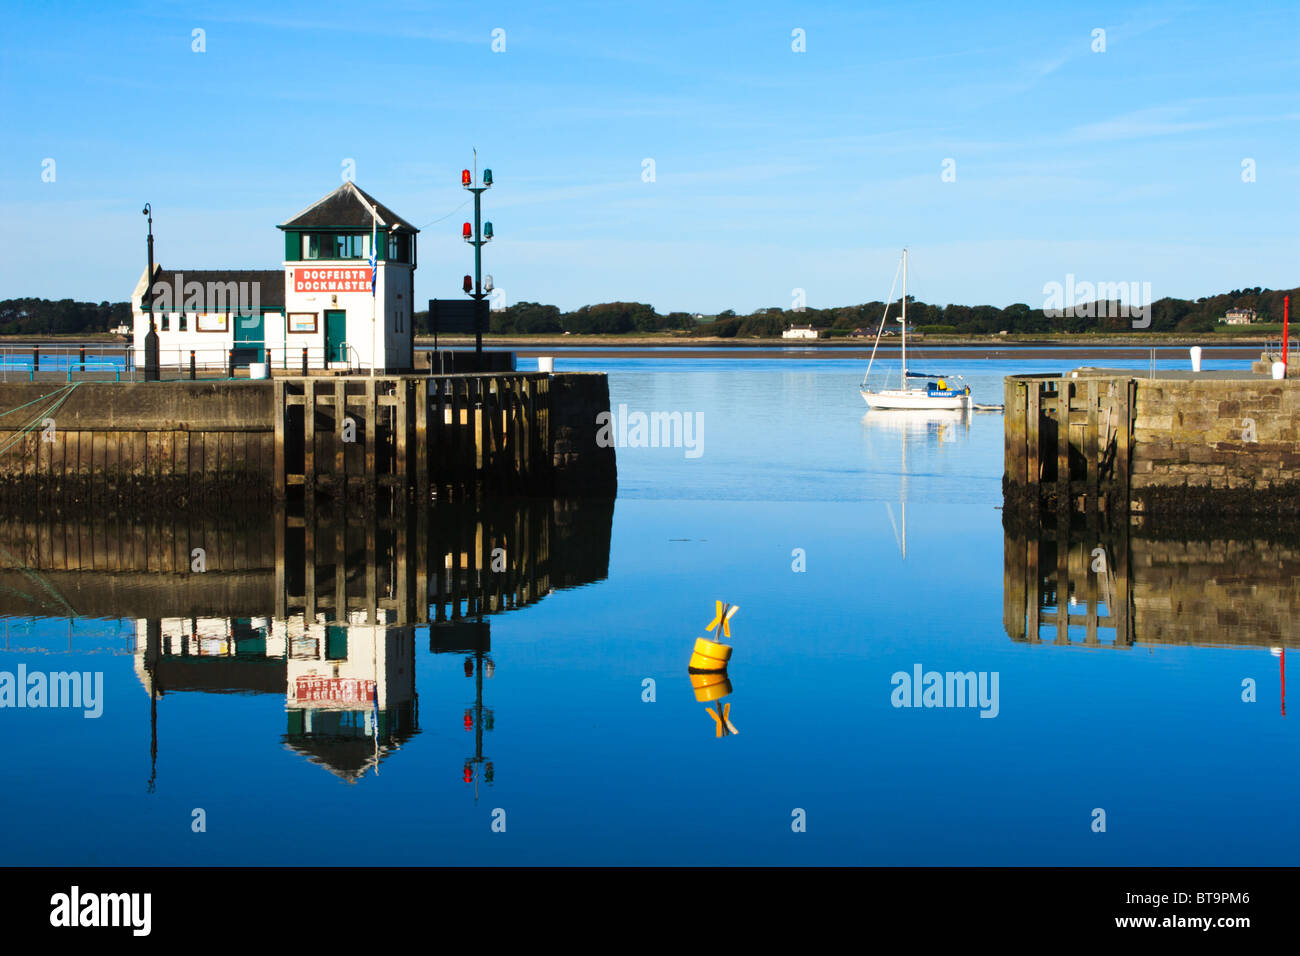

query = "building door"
[[324, 310, 347, 364], [233, 312, 265, 364]]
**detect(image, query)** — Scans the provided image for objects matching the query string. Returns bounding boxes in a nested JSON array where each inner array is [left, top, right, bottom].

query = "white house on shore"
[[782, 324, 818, 339], [1220, 308, 1257, 326], [131, 182, 418, 372]]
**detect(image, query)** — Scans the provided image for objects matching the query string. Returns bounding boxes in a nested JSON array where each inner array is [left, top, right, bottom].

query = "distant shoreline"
[[418, 332, 1273, 348], [0, 333, 1270, 363], [416, 334, 1269, 361]]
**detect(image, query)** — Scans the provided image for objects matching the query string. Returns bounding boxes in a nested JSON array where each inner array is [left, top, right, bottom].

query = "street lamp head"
[[142, 203, 151, 217], [483, 274, 494, 293]]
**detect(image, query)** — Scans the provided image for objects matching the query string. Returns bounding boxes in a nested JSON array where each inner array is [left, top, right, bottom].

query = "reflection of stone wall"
[[551, 498, 613, 588], [1131, 538, 1300, 648], [1004, 519, 1300, 649], [0, 495, 614, 624], [0, 511, 274, 618]]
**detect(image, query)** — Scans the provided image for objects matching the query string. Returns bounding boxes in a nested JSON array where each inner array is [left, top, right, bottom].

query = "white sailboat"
[[860, 249, 973, 411]]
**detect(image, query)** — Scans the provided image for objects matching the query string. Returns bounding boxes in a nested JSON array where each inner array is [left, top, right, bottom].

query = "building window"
[[179, 314, 188, 331], [160, 314, 169, 331], [302, 233, 369, 260], [387, 232, 409, 263]]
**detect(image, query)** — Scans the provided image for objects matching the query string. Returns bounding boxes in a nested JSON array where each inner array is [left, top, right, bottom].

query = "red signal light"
[[461, 169, 472, 186], [462, 222, 472, 239], [462, 275, 473, 294]]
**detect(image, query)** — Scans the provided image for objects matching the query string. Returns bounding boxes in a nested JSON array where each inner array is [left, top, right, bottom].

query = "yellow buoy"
[[688, 636, 732, 673]]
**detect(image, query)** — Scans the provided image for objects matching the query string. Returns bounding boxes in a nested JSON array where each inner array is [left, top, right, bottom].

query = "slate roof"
[[144, 268, 285, 309], [278, 182, 418, 232]]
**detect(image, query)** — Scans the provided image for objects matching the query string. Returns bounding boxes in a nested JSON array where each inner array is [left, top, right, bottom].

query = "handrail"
[[337, 342, 363, 373], [66, 362, 121, 382]]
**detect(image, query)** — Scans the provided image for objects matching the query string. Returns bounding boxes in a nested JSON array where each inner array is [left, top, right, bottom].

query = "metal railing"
[[266, 344, 363, 374], [1263, 337, 1298, 359], [0, 345, 132, 382], [0, 344, 375, 382]]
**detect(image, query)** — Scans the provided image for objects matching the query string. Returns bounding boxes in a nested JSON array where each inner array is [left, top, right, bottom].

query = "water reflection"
[[862, 408, 972, 559], [0, 496, 613, 786], [1003, 514, 1295, 711]]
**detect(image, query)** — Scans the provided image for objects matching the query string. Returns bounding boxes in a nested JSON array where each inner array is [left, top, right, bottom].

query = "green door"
[[325, 310, 347, 363], [234, 311, 265, 364]]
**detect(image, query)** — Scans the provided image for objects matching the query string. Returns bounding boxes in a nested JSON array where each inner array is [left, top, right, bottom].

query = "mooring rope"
[[0, 383, 82, 458], [0, 541, 77, 619]]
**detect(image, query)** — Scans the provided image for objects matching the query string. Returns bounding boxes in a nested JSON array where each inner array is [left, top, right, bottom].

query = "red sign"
[[293, 267, 372, 293], [293, 677, 376, 704]]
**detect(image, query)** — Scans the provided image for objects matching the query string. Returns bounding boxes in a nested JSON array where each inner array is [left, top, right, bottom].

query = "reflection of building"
[[0, 493, 613, 787], [134, 615, 417, 783], [283, 621, 417, 783]]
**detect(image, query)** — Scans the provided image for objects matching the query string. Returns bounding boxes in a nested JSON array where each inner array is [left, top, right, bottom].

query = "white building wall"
[[130, 237, 417, 373], [283, 261, 415, 371], [130, 267, 275, 369]]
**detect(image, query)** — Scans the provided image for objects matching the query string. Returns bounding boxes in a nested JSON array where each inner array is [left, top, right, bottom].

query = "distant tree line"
[[689, 287, 1299, 337], [0, 299, 131, 335], [406, 286, 1298, 337], [415, 301, 698, 335], [9, 288, 1295, 339]]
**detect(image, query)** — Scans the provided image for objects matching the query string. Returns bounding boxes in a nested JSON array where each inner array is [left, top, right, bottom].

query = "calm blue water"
[[2, 352, 1295, 866]]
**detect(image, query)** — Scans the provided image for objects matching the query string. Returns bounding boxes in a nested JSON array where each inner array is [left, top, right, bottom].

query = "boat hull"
[[860, 389, 972, 411]]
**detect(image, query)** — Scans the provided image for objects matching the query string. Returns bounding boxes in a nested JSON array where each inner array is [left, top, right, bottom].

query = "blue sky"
[[1, 0, 1297, 313]]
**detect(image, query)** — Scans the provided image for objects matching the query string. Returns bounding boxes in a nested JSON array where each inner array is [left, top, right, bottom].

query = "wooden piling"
[[414, 378, 429, 504], [273, 379, 286, 500], [1085, 379, 1098, 505], [334, 379, 346, 487], [1027, 384, 1040, 490], [364, 377, 377, 502], [304, 381, 316, 492], [1055, 383, 1069, 508]]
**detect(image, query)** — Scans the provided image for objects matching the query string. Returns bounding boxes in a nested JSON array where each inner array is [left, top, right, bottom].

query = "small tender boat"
[[860, 248, 973, 411]]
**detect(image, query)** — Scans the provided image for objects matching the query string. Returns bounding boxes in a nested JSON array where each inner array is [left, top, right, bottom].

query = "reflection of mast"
[[372, 626, 379, 776], [870, 410, 968, 561], [1283, 649, 1287, 718]]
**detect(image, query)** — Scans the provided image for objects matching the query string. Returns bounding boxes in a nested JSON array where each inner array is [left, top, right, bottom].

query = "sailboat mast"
[[901, 248, 908, 381]]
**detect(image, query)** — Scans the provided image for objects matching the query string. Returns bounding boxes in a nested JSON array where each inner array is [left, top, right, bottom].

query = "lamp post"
[[461, 153, 494, 366], [142, 204, 159, 381]]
